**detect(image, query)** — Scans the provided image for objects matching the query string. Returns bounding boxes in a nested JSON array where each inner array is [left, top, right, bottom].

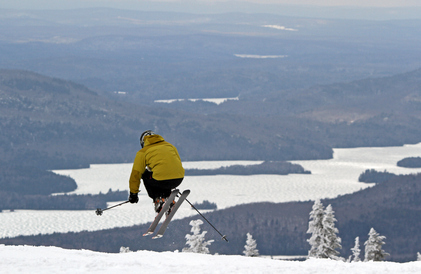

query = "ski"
[[152, 189, 190, 239], [143, 189, 180, 236]]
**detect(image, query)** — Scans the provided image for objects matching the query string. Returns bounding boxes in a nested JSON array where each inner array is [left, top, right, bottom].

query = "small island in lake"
[[358, 169, 397, 184], [397, 157, 421, 168], [185, 161, 310, 176]]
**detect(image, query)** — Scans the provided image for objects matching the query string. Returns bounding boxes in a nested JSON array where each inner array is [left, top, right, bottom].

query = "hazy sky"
[[157, 0, 421, 6], [2, 0, 421, 9], [3, 0, 421, 20], [276, 0, 421, 6]]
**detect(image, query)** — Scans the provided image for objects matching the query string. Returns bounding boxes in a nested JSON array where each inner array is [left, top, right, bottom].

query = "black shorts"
[[142, 170, 183, 200]]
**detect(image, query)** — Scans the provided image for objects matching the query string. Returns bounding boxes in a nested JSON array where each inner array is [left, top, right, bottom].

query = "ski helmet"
[[140, 130, 155, 147]]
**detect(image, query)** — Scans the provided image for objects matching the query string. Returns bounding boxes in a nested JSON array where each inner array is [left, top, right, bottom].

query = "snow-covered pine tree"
[[320, 204, 342, 260], [182, 219, 214, 254], [417, 252, 421, 261], [243, 233, 260, 257], [307, 201, 343, 260], [364, 228, 389, 262], [307, 199, 325, 258], [348, 237, 361, 262], [119, 246, 131, 253]]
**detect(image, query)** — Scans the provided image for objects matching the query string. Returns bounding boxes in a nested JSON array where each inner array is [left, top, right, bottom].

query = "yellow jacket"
[[129, 134, 184, 193]]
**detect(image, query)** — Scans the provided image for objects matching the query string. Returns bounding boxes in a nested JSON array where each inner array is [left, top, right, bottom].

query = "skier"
[[128, 130, 185, 213]]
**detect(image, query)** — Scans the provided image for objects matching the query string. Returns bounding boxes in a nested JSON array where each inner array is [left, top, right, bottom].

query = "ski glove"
[[129, 192, 139, 203]]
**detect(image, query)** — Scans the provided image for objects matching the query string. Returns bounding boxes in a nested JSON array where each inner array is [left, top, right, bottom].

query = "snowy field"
[[1, 144, 421, 238], [1, 245, 420, 274]]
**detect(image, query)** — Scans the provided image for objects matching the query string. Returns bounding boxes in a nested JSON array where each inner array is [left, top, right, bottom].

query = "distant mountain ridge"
[[2, 68, 421, 170], [0, 69, 336, 170], [302, 68, 421, 118], [2, 8, 421, 101], [171, 68, 421, 120]]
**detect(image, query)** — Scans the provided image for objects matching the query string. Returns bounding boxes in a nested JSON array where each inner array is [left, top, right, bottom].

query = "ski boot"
[[153, 197, 176, 215], [166, 200, 176, 216], [154, 197, 166, 213]]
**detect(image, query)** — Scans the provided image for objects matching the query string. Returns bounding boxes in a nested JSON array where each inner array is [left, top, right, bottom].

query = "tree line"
[[397, 157, 421, 168], [0, 165, 127, 210], [358, 169, 397, 184], [0, 165, 77, 195], [0, 189, 127, 211], [307, 200, 390, 262], [185, 161, 310, 176]]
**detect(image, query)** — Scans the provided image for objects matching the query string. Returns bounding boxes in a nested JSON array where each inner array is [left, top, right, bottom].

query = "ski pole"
[[184, 198, 229, 242], [95, 200, 129, 216]]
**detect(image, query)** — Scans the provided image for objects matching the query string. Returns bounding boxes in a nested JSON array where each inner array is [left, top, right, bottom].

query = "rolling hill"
[[0, 69, 335, 170], [2, 68, 421, 170]]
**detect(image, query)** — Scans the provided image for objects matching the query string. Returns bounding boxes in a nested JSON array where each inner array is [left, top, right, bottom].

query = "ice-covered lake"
[[1, 143, 421, 238]]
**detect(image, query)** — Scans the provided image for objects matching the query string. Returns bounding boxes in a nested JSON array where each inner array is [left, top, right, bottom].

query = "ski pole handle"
[[95, 200, 130, 216]]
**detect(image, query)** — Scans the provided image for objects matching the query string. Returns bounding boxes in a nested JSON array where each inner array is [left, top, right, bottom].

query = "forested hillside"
[[0, 69, 335, 170], [0, 165, 127, 210], [2, 68, 421, 172], [0, 189, 127, 211], [161, 68, 421, 118], [0, 165, 77, 195]]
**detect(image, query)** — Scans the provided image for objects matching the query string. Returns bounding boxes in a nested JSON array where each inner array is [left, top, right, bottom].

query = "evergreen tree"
[[182, 219, 214, 254], [417, 252, 421, 261], [364, 228, 389, 262], [119, 246, 131, 253], [307, 201, 342, 260], [320, 204, 342, 260], [243, 233, 259, 257], [348, 237, 361, 262], [307, 199, 325, 258]]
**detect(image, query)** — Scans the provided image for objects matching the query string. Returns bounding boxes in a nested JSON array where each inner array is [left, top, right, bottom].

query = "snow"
[[1, 245, 420, 274], [234, 54, 288, 59], [154, 97, 239, 105], [1, 144, 421, 239], [262, 24, 298, 31]]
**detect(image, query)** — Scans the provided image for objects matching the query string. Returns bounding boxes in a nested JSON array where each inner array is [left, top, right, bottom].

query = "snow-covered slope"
[[1, 245, 420, 274]]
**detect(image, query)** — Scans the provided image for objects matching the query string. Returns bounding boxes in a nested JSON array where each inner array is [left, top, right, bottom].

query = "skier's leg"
[[160, 178, 183, 214], [142, 171, 161, 200], [143, 171, 184, 212], [158, 178, 184, 196]]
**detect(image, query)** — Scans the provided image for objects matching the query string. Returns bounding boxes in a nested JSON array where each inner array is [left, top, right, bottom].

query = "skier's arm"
[[129, 169, 141, 194], [129, 151, 146, 194]]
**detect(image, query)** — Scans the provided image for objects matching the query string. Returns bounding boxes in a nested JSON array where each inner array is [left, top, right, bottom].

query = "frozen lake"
[[1, 143, 421, 238]]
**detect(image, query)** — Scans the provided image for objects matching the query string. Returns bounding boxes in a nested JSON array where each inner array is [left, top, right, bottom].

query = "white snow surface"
[[1, 245, 420, 274], [1, 144, 421, 238]]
